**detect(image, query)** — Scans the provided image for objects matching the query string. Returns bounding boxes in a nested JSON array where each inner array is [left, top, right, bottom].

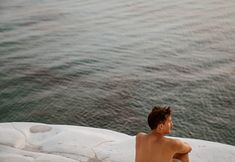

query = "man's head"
[[148, 106, 172, 134]]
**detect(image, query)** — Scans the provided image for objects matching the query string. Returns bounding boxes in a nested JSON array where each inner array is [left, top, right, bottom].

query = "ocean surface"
[[0, 0, 234, 145]]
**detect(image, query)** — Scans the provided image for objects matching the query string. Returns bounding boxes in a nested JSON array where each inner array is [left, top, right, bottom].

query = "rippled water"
[[0, 0, 235, 145]]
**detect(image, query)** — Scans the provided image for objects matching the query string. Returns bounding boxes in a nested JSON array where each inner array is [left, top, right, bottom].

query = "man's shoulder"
[[136, 132, 147, 137], [135, 132, 147, 148], [163, 137, 182, 145], [136, 132, 147, 141], [164, 137, 187, 149], [136, 132, 148, 141], [165, 137, 192, 154]]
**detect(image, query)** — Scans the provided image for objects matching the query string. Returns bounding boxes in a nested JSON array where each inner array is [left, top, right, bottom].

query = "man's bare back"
[[135, 132, 191, 162], [135, 106, 192, 162]]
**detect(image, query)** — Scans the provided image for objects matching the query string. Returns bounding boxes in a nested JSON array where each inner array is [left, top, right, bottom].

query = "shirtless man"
[[135, 106, 192, 162]]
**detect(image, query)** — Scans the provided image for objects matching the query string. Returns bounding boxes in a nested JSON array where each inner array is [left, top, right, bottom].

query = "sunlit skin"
[[135, 115, 192, 162]]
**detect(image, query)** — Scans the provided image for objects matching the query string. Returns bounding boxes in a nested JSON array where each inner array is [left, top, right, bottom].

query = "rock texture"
[[0, 122, 234, 162]]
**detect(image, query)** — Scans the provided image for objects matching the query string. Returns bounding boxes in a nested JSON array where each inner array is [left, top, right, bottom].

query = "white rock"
[[0, 122, 234, 162], [0, 123, 26, 149]]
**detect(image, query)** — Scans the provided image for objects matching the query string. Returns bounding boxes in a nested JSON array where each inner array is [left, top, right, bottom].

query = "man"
[[135, 106, 192, 162]]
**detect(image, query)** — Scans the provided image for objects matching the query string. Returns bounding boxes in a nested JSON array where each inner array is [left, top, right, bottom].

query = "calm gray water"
[[0, 0, 235, 145]]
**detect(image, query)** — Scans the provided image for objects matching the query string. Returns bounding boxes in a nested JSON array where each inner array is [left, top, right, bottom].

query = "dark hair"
[[148, 106, 172, 130]]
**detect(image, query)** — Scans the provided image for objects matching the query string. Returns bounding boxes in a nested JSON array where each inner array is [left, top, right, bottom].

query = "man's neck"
[[149, 130, 165, 138]]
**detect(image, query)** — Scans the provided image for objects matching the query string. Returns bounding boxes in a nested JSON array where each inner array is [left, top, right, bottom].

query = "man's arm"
[[171, 139, 192, 162], [172, 139, 192, 154]]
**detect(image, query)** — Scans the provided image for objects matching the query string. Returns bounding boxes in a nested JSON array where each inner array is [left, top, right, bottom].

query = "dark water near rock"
[[0, 0, 235, 145]]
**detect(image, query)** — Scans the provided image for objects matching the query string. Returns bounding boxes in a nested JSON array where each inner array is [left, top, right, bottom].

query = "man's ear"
[[158, 123, 163, 130]]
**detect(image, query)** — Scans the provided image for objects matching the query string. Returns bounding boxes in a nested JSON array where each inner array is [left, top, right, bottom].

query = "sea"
[[0, 0, 234, 146]]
